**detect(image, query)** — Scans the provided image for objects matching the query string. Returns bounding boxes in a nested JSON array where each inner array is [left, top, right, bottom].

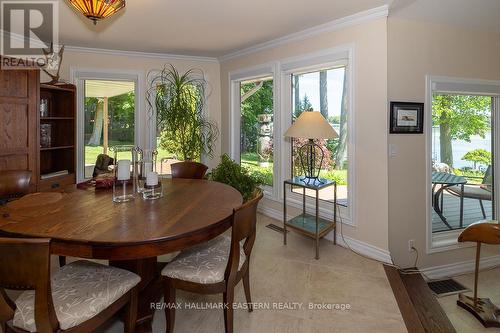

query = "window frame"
[[229, 63, 279, 197], [228, 45, 356, 226], [425, 75, 500, 253]]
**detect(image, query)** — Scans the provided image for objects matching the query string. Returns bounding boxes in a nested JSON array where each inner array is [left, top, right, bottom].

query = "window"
[[240, 77, 274, 186], [83, 80, 135, 179], [229, 48, 354, 223], [426, 76, 500, 251], [431, 93, 495, 233], [291, 67, 348, 204]]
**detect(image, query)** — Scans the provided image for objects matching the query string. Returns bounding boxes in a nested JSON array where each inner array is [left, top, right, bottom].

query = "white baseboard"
[[421, 255, 500, 280], [258, 205, 392, 264]]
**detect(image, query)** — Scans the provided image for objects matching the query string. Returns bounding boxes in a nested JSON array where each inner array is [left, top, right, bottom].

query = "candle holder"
[[135, 148, 158, 194], [111, 146, 137, 203], [142, 182, 163, 200], [113, 178, 135, 203]]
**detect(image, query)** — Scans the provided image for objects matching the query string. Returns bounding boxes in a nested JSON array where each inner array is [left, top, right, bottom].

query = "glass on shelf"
[[40, 99, 48, 117], [40, 124, 51, 148]]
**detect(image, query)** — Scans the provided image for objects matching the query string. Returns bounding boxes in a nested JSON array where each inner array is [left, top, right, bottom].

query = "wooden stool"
[[457, 220, 500, 328]]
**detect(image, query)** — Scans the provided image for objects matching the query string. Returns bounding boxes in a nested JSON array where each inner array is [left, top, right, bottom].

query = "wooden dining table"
[[0, 178, 243, 332]]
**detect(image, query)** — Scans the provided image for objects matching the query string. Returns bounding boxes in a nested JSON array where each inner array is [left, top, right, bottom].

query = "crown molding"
[[219, 5, 388, 63], [2, 5, 388, 65], [64, 45, 219, 63]]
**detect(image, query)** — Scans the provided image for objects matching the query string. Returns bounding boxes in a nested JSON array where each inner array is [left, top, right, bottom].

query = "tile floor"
[[438, 267, 500, 332], [6, 214, 406, 333]]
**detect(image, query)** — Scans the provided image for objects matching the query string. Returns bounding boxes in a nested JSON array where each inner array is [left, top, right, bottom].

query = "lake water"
[[432, 127, 492, 169]]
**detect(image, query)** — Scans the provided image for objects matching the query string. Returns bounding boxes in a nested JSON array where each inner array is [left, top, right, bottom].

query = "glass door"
[[83, 80, 136, 179], [431, 93, 494, 233]]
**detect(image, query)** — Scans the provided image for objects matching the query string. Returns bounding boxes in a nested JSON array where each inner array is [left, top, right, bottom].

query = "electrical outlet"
[[408, 239, 415, 252]]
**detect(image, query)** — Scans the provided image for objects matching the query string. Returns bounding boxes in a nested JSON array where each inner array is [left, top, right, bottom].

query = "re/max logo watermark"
[[1, 0, 59, 69]]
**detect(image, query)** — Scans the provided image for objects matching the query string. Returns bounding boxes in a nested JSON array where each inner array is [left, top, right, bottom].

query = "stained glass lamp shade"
[[68, 0, 126, 24]]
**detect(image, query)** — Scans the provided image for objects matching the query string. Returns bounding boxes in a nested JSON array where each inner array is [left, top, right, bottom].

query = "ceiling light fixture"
[[67, 0, 126, 25]]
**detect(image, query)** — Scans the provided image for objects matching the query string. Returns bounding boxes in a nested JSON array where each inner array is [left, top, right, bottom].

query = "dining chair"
[[0, 237, 140, 333], [171, 161, 208, 179], [0, 170, 32, 202], [0, 171, 67, 268], [161, 190, 263, 333]]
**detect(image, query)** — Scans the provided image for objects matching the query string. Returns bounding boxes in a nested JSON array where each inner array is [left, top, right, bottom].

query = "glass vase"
[[110, 145, 137, 203], [135, 148, 158, 193], [142, 182, 163, 200]]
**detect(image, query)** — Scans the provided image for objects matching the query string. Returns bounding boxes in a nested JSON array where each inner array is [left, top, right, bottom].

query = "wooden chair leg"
[[164, 278, 176, 333], [59, 256, 66, 267], [223, 287, 234, 333], [124, 288, 138, 333], [243, 268, 253, 312], [479, 200, 486, 219]]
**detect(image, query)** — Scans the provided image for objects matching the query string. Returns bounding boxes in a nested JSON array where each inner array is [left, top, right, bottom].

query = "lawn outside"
[[241, 153, 347, 201], [85, 142, 174, 170]]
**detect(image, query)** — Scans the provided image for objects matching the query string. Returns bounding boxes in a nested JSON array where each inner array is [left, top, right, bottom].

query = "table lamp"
[[284, 111, 338, 184]]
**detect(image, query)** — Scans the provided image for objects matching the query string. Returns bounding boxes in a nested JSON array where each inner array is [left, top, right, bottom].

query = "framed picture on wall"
[[390, 102, 424, 134]]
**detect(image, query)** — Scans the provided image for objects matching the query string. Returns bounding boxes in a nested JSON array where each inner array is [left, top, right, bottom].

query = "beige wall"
[[42, 51, 222, 168], [388, 18, 500, 267], [43, 15, 500, 268], [220, 19, 390, 250]]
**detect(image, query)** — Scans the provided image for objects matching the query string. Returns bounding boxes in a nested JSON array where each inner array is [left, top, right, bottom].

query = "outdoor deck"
[[432, 191, 492, 233]]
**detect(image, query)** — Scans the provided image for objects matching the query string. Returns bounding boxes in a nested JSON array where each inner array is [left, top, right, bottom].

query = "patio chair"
[[446, 166, 492, 219]]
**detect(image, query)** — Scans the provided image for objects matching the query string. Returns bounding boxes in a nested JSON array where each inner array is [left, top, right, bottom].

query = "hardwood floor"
[[384, 265, 456, 333]]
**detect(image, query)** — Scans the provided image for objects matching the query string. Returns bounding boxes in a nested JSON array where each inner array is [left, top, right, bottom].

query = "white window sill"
[[428, 229, 473, 254]]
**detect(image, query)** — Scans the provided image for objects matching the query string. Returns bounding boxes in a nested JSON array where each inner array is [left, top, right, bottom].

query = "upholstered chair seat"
[[13, 260, 141, 332], [161, 190, 263, 333], [161, 236, 246, 284]]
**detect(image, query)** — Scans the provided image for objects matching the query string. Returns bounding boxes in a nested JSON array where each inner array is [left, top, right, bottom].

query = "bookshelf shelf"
[[39, 84, 76, 190]]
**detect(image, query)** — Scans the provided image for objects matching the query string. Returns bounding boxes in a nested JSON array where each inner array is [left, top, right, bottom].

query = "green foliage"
[[84, 91, 135, 144], [432, 94, 491, 142], [293, 95, 313, 120], [148, 65, 219, 161], [108, 92, 135, 142], [462, 149, 491, 168], [292, 138, 334, 176], [84, 97, 99, 140], [241, 152, 273, 186], [453, 168, 485, 184], [320, 169, 348, 185], [208, 154, 262, 202], [240, 80, 273, 153], [328, 115, 340, 124]]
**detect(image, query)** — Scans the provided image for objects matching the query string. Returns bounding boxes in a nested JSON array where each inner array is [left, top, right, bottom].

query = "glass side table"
[[283, 176, 337, 259]]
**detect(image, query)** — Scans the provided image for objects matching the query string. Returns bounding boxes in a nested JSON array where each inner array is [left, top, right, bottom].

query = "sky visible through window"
[[295, 68, 345, 118]]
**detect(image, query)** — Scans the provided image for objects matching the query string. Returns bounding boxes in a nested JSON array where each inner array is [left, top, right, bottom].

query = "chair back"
[[482, 166, 492, 185], [0, 238, 58, 332], [171, 161, 208, 179], [225, 190, 263, 281], [0, 170, 31, 200]]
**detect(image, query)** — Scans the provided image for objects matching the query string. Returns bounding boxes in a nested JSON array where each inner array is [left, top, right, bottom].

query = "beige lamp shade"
[[284, 111, 338, 139]]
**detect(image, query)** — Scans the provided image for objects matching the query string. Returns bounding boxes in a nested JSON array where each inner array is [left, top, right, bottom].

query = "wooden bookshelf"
[[38, 83, 76, 191]]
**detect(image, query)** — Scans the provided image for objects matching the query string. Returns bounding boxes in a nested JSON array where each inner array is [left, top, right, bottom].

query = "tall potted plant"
[[148, 65, 218, 160]]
